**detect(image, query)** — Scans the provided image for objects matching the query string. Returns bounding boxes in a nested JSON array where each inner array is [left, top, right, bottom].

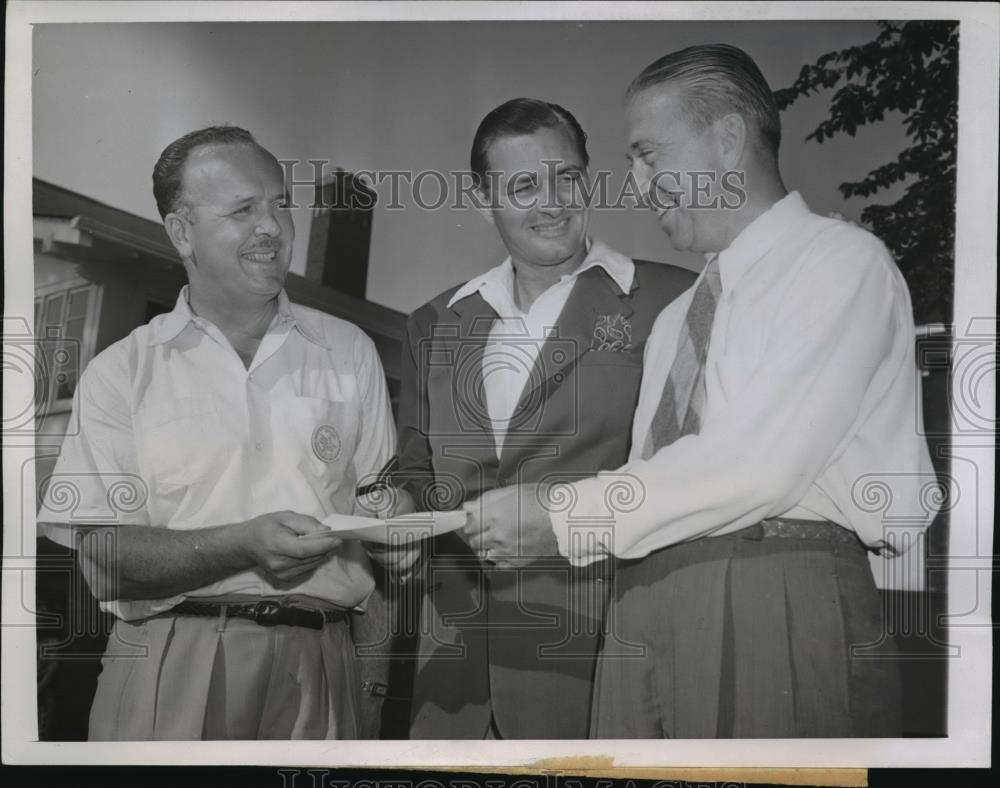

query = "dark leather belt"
[[169, 599, 347, 630], [747, 517, 864, 547]]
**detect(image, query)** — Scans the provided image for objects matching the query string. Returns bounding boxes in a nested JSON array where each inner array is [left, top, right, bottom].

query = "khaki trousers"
[[88, 614, 360, 740]]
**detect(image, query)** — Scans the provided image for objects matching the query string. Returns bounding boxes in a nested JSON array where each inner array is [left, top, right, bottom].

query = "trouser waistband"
[[166, 598, 348, 630]]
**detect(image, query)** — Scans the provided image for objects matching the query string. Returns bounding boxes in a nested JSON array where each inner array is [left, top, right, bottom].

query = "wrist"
[[220, 520, 258, 570], [536, 480, 568, 557]]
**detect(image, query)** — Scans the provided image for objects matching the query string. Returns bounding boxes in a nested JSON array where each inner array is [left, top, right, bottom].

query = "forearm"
[[555, 368, 876, 563], [75, 522, 254, 602], [552, 439, 782, 563], [393, 315, 439, 512], [555, 252, 900, 563], [393, 424, 439, 512]]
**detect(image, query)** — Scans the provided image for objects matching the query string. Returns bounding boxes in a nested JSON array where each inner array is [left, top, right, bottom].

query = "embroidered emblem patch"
[[311, 425, 342, 463], [590, 313, 634, 352]]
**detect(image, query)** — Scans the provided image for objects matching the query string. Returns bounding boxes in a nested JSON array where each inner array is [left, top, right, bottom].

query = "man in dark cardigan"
[[380, 98, 694, 739]]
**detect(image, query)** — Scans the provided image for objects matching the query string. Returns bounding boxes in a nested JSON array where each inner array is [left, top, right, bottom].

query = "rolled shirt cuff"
[[546, 476, 621, 567]]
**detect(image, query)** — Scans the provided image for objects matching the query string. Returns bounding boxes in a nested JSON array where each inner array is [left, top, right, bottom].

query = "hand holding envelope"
[[342, 457, 460, 577], [294, 458, 470, 548], [301, 507, 469, 584], [355, 486, 423, 579], [463, 483, 561, 568], [306, 508, 470, 545]]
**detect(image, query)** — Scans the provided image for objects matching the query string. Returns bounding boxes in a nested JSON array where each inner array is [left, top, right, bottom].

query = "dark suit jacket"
[[395, 257, 695, 739]]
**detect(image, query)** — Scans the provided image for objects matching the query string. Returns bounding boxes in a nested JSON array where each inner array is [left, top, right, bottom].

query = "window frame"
[[33, 277, 103, 417]]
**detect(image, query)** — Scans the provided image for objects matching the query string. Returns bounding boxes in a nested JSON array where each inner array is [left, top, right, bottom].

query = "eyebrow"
[[514, 164, 585, 178], [505, 163, 584, 186], [225, 190, 287, 208], [225, 194, 255, 208]]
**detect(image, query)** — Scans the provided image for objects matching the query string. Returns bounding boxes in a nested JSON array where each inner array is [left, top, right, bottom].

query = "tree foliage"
[[774, 21, 958, 324]]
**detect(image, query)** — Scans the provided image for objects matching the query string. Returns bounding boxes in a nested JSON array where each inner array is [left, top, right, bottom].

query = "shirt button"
[[254, 442, 264, 451]]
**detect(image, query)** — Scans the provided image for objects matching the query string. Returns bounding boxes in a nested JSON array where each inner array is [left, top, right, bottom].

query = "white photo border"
[[3, 0, 996, 769]]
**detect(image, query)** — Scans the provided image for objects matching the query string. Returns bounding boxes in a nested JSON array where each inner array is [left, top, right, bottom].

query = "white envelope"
[[308, 510, 469, 544]]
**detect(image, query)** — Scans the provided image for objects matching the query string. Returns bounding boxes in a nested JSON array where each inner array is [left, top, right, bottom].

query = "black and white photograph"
[[2, 0, 996, 774]]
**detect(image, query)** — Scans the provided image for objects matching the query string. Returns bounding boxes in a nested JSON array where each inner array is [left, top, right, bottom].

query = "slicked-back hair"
[[470, 98, 590, 191], [152, 125, 276, 219], [628, 44, 781, 163]]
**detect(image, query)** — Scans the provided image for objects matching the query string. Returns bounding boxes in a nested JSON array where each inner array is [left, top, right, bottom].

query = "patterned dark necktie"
[[643, 254, 722, 457]]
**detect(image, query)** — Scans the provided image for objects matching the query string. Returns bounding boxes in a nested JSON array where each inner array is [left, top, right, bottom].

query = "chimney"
[[305, 168, 376, 299]]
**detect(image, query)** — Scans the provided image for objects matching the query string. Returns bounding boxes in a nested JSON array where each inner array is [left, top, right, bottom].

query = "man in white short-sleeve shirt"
[[38, 126, 395, 740]]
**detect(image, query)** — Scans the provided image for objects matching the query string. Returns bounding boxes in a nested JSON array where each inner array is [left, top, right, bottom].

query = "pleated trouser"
[[591, 523, 902, 738], [88, 615, 360, 740]]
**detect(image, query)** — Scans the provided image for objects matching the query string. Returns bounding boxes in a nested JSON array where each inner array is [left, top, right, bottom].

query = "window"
[[33, 281, 102, 415]]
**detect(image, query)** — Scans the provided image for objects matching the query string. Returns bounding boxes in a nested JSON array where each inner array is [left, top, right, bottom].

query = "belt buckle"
[[252, 600, 282, 627]]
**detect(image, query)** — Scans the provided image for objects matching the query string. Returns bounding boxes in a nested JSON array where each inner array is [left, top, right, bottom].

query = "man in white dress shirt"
[[38, 126, 395, 740], [467, 46, 938, 737]]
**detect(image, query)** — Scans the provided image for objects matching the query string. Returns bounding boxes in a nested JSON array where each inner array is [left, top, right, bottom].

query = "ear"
[[716, 112, 748, 170], [164, 211, 193, 260], [473, 188, 496, 225]]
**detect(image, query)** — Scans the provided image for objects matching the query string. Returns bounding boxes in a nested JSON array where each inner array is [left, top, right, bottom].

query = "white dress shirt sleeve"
[[551, 231, 910, 565]]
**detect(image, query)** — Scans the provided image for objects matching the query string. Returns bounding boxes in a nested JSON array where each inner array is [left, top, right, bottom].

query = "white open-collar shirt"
[[551, 192, 938, 565], [447, 237, 635, 456], [39, 287, 395, 620]]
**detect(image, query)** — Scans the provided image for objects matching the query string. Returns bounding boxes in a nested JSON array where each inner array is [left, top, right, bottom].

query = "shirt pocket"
[[272, 396, 360, 487], [134, 397, 225, 489]]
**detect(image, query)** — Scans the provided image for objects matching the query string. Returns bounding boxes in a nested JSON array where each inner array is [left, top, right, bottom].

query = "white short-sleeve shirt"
[[39, 286, 396, 620]]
